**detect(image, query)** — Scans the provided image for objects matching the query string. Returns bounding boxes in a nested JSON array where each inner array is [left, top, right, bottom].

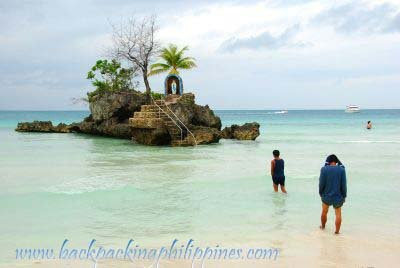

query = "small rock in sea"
[[221, 122, 260, 140], [15, 121, 71, 133]]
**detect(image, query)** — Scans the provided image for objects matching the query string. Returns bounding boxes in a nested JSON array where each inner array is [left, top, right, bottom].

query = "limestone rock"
[[191, 126, 221, 145], [131, 127, 170, 145], [74, 120, 133, 139], [221, 127, 233, 139], [65, 91, 147, 139], [90, 91, 146, 122], [192, 104, 222, 130], [167, 93, 222, 130], [15, 121, 71, 133], [221, 122, 260, 140], [15, 91, 226, 146], [53, 123, 71, 133]]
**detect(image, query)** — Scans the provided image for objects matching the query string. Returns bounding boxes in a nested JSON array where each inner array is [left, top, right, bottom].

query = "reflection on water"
[[272, 193, 287, 231]]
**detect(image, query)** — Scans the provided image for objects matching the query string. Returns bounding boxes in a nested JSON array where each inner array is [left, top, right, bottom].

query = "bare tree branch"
[[109, 15, 160, 101], [71, 97, 89, 105]]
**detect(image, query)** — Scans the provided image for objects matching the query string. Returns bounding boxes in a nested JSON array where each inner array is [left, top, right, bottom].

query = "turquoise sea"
[[0, 110, 399, 265]]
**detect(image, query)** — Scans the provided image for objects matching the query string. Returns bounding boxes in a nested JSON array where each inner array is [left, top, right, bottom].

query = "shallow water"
[[0, 110, 399, 264]]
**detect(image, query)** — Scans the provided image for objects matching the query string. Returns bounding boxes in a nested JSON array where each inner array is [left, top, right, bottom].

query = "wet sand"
[[4, 230, 399, 268]]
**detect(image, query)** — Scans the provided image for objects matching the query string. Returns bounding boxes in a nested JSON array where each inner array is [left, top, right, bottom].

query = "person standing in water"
[[270, 150, 287, 193], [367, 121, 372, 129], [319, 154, 347, 234]]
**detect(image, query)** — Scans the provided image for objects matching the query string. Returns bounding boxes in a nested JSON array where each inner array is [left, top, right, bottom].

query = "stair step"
[[141, 105, 160, 112], [154, 100, 165, 105], [165, 123, 179, 128], [141, 109, 159, 113], [164, 119, 178, 124], [134, 111, 162, 118], [129, 118, 164, 129]]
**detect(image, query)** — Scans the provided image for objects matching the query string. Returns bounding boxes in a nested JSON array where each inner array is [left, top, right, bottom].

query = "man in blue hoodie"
[[319, 154, 347, 234]]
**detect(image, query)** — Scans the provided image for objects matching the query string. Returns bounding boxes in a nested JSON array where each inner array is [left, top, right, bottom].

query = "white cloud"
[[313, 1, 400, 34], [218, 24, 309, 52], [158, 1, 322, 53]]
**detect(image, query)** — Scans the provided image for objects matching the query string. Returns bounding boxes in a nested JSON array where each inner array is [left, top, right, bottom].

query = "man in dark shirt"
[[319, 154, 347, 234], [270, 150, 287, 193]]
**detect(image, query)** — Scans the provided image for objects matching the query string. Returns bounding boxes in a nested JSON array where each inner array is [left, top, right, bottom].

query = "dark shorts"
[[272, 176, 285, 186], [322, 199, 344, 209]]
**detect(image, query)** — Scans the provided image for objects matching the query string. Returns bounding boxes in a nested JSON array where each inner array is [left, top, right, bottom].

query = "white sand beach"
[[4, 230, 400, 268]]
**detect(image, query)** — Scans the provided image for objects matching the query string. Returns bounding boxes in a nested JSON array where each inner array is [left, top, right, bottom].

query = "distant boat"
[[274, 110, 288, 114], [345, 105, 360, 113]]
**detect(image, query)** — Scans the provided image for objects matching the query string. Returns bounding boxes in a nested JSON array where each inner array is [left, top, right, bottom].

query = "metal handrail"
[[150, 95, 183, 141], [163, 102, 198, 146]]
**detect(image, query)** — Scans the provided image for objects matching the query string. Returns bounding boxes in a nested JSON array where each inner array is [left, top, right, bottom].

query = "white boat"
[[345, 105, 360, 113], [274, 110, 288, 114]]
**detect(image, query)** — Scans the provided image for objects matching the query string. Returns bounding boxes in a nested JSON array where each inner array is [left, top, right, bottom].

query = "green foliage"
[[86, 59, 136, 102], [149, 44, 197, 76], [151, 91, 164, 100]]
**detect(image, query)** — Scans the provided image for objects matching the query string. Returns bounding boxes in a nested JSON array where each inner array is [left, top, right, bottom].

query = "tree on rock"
[[86, 59, 137, 102], [149, 44, 197, 76], [110, 16, 159, 103]]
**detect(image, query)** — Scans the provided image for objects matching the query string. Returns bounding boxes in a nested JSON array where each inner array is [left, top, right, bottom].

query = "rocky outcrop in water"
[[15, 91, 260, 146], [162, 93, 222, 130], [166, 94, 221, 130], [131, 127, 171, 145], [15, 91, 225, 146], [70, 91, 147, 139], [191, 126, 222, 145], [74, 116, 134, 139], [129, 93, 222, 146], [16, 121, 72, 133], [221, 122, 260, 140], [90, 91, 147, 123]]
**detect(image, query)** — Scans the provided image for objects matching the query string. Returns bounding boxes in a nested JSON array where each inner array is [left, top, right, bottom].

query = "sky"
[[0, 0, 399, 110]]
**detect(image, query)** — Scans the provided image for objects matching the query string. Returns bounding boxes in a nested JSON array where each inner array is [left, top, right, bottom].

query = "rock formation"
[[191, 126, 221, 145], [15, 91, 260, 146], [221, 122, 260, 140], [129, 93, 222, 146], [15, 91, 229, 146], [16, 121, 72, 133], [89, 91, 147, 123], [72, 91, 148, 139]]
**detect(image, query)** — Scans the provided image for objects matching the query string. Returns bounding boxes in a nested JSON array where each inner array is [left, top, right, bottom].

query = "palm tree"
[[149, 44, 197, 76]]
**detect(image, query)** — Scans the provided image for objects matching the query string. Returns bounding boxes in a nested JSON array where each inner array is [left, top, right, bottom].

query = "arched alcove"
[[164, 74, 183, 95]]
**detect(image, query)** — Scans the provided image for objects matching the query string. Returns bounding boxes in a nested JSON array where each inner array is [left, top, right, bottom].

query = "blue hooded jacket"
[[319, 165, 347, 205]]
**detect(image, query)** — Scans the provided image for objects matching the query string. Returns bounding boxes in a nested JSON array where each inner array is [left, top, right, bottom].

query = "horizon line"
[[1, 108, 400, 112]]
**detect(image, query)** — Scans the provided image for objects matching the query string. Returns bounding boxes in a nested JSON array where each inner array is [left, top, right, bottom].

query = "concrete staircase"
[[130, 99, 194, 146]]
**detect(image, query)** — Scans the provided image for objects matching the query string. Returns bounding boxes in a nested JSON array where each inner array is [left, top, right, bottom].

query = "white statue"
[[171, 81, 177, 94]]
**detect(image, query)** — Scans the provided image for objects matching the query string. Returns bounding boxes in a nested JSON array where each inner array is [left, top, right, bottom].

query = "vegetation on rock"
[[151, 91, 164, 100], [86, 59, 136, 102]]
